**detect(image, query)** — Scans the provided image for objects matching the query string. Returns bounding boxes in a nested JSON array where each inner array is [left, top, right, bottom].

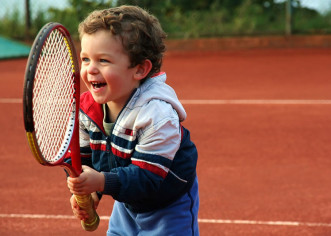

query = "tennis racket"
[[23, 22, 99, 231]]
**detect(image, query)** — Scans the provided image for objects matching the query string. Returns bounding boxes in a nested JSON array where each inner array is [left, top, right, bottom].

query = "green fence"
[[1, 0, 331, 41]]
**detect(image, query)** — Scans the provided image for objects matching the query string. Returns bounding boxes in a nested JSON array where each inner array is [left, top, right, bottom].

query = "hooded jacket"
[[78, 72, 198, 212]]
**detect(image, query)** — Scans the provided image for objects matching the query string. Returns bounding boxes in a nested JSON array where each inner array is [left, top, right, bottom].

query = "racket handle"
[[75, 194, 100, 231]]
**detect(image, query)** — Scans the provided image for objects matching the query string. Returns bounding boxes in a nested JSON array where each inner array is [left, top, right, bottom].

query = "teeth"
[[91, 82, 106, 89]]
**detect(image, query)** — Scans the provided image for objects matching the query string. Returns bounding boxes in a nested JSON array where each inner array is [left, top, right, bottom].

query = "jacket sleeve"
[[102, 100, 182, 204]]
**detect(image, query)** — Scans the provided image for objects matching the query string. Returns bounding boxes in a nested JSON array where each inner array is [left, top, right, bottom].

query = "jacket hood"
[[130, 72, 187, 122]]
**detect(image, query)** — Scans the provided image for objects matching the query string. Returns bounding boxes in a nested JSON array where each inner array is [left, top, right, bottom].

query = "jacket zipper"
[[106, 136, 111, 153]]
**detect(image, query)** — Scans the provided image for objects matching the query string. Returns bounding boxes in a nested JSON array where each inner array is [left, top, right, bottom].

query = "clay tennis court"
[[1, 40, 331, 235]]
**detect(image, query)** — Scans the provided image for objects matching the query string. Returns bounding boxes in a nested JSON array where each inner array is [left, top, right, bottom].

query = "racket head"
[[23, 22, 80, 172], [22, 25, 99, 231]]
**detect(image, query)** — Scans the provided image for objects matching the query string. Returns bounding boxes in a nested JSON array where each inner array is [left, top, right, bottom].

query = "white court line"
[[1, 214, 331, 227], [0, 213, 108, 221], [198, 219, 331, 227], [0, 98, 22, 104], [180, 99, 331, 105], [2, 98, 331, 105]]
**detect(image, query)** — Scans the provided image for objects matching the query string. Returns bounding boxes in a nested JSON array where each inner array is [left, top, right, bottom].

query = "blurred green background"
[[1, 0, 331, 41]]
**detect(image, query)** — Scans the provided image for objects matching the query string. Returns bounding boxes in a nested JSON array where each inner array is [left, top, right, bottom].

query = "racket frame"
[[23, 22, 81, 177], [23, 22, 100, 231]]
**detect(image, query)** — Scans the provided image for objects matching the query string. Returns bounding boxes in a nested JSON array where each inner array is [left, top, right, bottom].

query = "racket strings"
[[33, 29, 77, 163]]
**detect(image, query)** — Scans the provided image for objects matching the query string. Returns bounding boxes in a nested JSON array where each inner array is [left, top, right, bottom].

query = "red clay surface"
[[1, 44, 331, 235]]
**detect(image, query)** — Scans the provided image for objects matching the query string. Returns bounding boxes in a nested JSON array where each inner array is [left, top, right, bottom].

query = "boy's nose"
[[87, 62, 99, 74]]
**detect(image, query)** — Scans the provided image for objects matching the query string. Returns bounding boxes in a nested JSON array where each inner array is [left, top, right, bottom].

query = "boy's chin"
[[90, 93, 108, 104]]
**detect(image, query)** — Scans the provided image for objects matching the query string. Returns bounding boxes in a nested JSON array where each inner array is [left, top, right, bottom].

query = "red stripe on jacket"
[[124, 129, 134, 136], [90, 142, 132, 159], [90, 143, 107, 151], [132, 160, 167, 179], [111, 146, 132, 159]]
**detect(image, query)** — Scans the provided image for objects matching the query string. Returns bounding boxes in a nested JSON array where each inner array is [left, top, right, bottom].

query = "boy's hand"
[[69, 192, 100, 221], [67, 165, 105, 195], [70, 194, 89, 221], [91, 192, 100, 210]]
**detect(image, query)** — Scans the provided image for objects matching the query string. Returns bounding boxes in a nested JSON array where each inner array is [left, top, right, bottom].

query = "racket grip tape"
[[74, 194, 100, 231]]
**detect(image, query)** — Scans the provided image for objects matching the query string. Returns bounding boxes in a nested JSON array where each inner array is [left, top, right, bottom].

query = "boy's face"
[[80, 30, 140, 108]]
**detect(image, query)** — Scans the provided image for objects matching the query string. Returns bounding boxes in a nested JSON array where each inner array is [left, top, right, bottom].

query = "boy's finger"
[[67, 176, 82, 183]]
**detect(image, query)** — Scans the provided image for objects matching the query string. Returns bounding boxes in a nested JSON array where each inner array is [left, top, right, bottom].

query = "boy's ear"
[[134, 59, 152, 81]]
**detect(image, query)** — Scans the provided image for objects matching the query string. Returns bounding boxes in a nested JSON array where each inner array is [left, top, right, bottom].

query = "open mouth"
[[91, 82, 106, 89]]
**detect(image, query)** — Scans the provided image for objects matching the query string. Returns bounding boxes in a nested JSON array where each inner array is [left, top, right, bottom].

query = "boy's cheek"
[[80, 71, 90, 87], [80, 68, 86, 79]]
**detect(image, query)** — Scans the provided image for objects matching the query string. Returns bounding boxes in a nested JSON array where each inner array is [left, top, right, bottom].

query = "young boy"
[[66, 5, 199, 235]]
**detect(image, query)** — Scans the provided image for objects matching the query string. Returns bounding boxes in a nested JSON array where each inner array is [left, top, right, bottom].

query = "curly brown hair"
[[78, 5, 167, 79]]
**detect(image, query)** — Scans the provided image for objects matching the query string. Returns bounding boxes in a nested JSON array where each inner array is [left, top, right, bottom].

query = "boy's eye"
[[81, 57, 90, 62], [100, 59, 110, 63]]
